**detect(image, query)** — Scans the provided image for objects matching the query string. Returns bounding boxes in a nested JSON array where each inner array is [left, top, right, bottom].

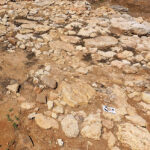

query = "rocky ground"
[[0, 0, 150, 150]]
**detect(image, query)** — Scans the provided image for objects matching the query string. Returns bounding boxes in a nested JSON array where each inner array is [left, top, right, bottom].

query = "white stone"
[[57, 139, 64, 147], [6, 83, 19, 93], [47, 101, 54, 110], [142, 92, 150, 104], [53, 105, 64, 114], [45, 65, 51, 72], [51, 112, 58, 119]]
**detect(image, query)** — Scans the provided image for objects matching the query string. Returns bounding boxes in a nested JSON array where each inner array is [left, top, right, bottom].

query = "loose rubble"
[[0, 0, 150, 149]]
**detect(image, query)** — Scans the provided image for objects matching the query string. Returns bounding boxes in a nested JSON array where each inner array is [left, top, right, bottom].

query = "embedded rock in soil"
[[35, 113, 59, 129], [60, 35, 81, 44], [60, 81, 95, 107], [61, 114, 79, 138], [41, 75, 57, 89], [81, 112, 102, 140], [142, 91, 150, 104], [47, 101, 54, 110], [84, 36, 118, 49], [49, 41, 75, 52], [36, 93, 47, 104], [6, 83, 19, 93], [0, 24, 6, 36], [20, 102, 35, 110], [117, 123, 150, 150], [125, 115, 147, 127], [110, 17, 150, 35]]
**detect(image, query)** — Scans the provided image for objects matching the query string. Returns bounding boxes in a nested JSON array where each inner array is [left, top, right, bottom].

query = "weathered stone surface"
[[138, 102, 150, 113], [0, 24, 6, 36], [34, 25, 50, 34], [108, 132, 116, 149], [53, 105, 64, 114], [102, 119, 114, 129], [49, 41, 75, 52], [117, 123, 150, 150], [103, 85, 136, 121], [41, 75, 57, 89], [60, 81, 95, 107], [111, 17, 150, 35], [35, 113, 59, 129], [6, 83, 19, 93], [61, 114, 79, 138], [47, 101, 54, 110], [60, 35, 81, 44], [84, 36, 118, 49], [142, 91, 150, 104], [21, 102, 35, 110], [125, 115, 147, 126], [81, 112, 102, 140], [119, 35, 140, 49]]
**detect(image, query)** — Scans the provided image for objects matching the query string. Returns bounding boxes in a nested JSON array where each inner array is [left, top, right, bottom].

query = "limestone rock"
[[35, 113, 59, 129], [61, 114, 79, 138], [138, 102, 150, 113], [117, 123, 150, 150], [21, 102, 35, 110], [49, 41, 75, 52], [142, 92, 150, 104], [84, 36, 118, 49], [6, 83, 19, 93], [81, 112, 102, 140], [60, 35, 81, 44], [41, 75, 57, 89], [60, 81, 95, 107], [0, 24, 6, 36], [34, 25, 50, 34], [53, 105, 64, 114], [102, 119, 114, 129], [125, 115, 147, 127], [108, 132, 116, 149], [47, 101, 54, 110], [119, 35, 140, 50], [28, 112, 36, 120], [111, 17, 150, 35], [57, 139, 64, 147]]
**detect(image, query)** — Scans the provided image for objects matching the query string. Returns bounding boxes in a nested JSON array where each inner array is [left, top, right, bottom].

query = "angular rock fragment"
[[41, 75, 57, 89], [117, 123, 150, 150], [6, 83, 19, 93], [60, 81, 95, 107], [21, 102, 35, 110], [61, 114, 79, 138], [81, 112, 101, 140], [142, 91, 150, 104], [35, 113, 59, 129], [84, 36, 118, 49]]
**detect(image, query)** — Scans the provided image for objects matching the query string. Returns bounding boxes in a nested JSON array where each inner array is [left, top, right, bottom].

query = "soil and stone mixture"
[[0, 0, 150, 150]]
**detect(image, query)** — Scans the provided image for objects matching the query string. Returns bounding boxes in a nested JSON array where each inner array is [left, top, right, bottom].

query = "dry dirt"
[[0, 0, 150, 150]]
